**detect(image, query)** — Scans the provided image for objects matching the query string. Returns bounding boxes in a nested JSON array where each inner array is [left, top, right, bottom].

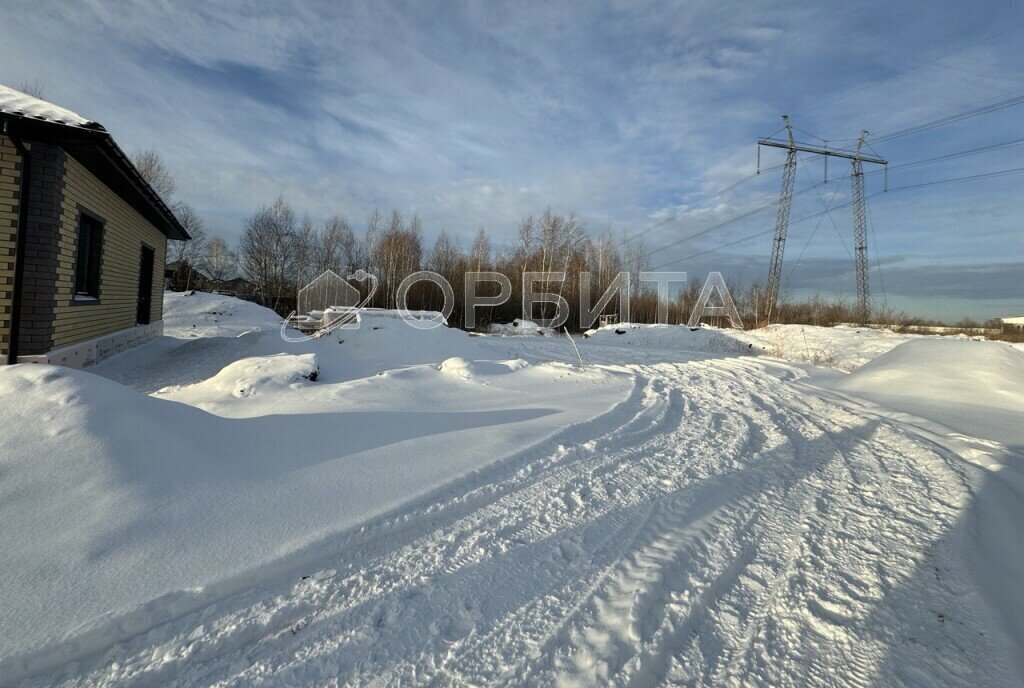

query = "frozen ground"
[[1, 293, 1021, 687]]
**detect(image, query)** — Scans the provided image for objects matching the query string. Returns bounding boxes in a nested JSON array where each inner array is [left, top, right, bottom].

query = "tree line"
[[143, 149, 917, 331], [233, 196, 663, 329]]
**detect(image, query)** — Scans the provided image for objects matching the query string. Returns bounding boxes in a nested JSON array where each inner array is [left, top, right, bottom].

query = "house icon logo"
[[281, 269, 377, 341]]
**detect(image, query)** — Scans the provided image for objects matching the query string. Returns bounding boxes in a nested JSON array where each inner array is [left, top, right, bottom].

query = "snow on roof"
[[0, 83, 100, 129], [1000, 316, 1024, 324]]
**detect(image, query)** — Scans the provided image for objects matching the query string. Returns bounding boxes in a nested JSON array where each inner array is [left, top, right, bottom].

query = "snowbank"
[[730, 324, 918, 371], [163, 290, 282, 338], [581, 322, 755, 355], [0, 346, 629, 672], [163, 352, 320, 401], [319, 312, 484, 381], [579, 321, 986, 374], [488, 319, 556, 336], [826, 338, 1024, 446], [96, 296, 487, 393], [822, 337, 1024, 658]]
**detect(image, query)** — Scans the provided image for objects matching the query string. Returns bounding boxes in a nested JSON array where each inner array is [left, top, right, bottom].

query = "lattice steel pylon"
[[757, 118, 887, 326], [764, 116, 797, 322], [851, 130, 870, 324]]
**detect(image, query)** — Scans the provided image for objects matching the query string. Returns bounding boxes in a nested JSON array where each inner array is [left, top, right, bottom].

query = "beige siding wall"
[[50, 152, 167, 350], [0, 135, 20, 360]]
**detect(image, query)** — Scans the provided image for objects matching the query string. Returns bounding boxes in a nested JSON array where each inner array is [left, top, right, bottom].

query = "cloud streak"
[[1, 0, 1022, 318]]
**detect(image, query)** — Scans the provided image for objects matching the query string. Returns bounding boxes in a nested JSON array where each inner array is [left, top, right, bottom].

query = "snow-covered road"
[[19, 347, 1019, 687]]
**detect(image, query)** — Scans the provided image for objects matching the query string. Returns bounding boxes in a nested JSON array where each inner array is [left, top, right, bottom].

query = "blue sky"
[[2, 0, 1023, 320]]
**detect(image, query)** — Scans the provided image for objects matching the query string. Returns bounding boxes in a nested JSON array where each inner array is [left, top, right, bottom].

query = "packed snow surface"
[[2, 296, 1022, 686]]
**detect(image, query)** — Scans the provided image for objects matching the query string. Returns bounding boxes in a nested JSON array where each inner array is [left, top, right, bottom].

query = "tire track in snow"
[[22, 354, 1010, 687]]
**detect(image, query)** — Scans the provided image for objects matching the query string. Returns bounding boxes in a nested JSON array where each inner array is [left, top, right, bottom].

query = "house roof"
[[0, 85, 101, 129], [0, 84, 189, 241], [1000, 316, 1024, 325]]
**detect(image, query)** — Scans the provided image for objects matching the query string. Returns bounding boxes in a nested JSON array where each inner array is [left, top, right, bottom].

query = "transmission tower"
[[757, 118, 886, 324], [764, 116, 797, 323], [851, 130, 871, 323]]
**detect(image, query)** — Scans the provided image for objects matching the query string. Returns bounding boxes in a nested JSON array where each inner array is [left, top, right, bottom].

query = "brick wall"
[[48, 152, 167, 351], [0, 135, 19, 360], [15, 142, 64, 354]]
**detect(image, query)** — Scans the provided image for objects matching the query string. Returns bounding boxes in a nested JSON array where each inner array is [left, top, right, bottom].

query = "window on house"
[[75, 214, 103, 298]]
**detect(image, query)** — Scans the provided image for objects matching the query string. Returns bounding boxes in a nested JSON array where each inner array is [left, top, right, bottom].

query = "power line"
[[872, 92, 1024, 142], [619, 157, 815, 249], [639, 179, 830, 261], [886, 165, 1024, 191], [896, 20, 1024, 77], [867, 200, 888, 311], [650, 165, 1024, 270], [884, 137, 1024, 171], [808, 20, 1024, 115], [641, 137, 1024, 263], [803, 136, 1024, 187], [786, 182, 842, 284], [632, 131, 1023, 260], [803, 164, 852, 259]]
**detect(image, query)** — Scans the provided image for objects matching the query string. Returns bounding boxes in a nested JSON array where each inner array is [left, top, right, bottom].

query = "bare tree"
[[131, 149, 176, 201], [202, 236, 238, 285], [470, 228, 491, 273], [239, 196, 297, 310], [166, 203, 208, 290], [363, 208, 382, 270], [427, 230, 461, 314], [17, 80, 44, 99], [293, 214, 317, 294], [318, 215, 357, 275]]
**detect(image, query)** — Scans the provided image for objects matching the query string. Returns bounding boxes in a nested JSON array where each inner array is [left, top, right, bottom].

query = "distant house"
[[0, 84, 189, 367], [164, 259, 209, 291], [211, 276, 255, 297], [1000, 316, 1024, 333]]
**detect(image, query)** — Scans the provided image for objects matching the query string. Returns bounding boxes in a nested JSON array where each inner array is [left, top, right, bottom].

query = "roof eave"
[[0, 112, 190, 242]]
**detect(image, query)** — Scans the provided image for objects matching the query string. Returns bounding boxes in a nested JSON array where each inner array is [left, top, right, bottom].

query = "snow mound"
[[829, 338, 1024, 445], [163, 290, 282, 338], [733, 324, 917, 371], [488, 319, 556, 336], [159, 353, 319, 400], [438, 357, 530, 380], [326, 312, 483, 380], [0, 360, 629, 673], [582, 323, 754, 354]]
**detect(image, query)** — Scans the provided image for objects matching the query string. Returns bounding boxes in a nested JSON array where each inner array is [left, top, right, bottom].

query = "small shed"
[[999, 316, 1024, 333]]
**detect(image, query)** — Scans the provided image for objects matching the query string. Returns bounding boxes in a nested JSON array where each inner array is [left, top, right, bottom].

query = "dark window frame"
[[73, 208, 105, 303]]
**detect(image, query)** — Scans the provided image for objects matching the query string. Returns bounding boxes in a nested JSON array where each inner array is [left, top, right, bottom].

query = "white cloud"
[[0, 0, 1021, 312]]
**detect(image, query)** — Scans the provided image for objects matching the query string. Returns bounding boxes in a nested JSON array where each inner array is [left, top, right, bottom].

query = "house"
[[210, 276, 255, 298], [1000, 316, 1024, 333], [0, 84, 189, 367], [164, 259, 209, 291]]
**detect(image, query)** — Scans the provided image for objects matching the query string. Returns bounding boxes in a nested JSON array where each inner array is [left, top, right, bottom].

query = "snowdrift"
[[824, 338, 1024, 662], [0, 356, 629, 673], [828, 338, 1024, 446], [96, 294, 487, 393], [732, 324, 918, 371], [163, 290, 282, 338], [581, 323, 755, 354], [488, 319, 556, 336], [319, 311, 484, 381]]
